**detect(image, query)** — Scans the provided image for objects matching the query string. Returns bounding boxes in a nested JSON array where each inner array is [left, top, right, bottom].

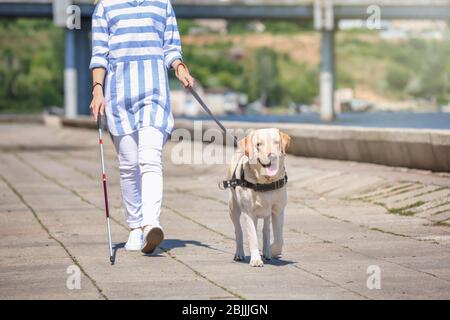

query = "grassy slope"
[[183, 30, 450, 110]]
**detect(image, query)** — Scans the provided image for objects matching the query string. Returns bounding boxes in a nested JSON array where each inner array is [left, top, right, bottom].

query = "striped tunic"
[[89, 0, 182, 136]]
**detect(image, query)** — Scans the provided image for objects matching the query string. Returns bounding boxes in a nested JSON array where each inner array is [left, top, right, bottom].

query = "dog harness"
[[220, 163, 288, 192]]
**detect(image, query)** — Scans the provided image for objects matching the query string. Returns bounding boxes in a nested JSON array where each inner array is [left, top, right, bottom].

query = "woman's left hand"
[[175, 62, 195, 88]]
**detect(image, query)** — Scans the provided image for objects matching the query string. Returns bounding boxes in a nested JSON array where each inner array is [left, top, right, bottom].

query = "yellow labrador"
[[227, 128, 290, 267]]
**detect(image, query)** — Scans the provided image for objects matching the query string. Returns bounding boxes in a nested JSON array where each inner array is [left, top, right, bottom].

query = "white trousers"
[[113, 126, 167, 229]]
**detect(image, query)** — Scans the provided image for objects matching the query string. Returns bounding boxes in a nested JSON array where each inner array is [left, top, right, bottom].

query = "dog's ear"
[[239, 131, 254, 157], [280, 131, 291, 154]]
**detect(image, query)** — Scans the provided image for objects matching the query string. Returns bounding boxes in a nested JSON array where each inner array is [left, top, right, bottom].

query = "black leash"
[[188, 86, 287, 192], [188, 86, 238, 147]]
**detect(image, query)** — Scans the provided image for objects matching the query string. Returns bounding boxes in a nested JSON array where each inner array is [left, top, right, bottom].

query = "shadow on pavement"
[[111, 242, 125, 265], [233, 256, 295, 266], [161, 238, 230, 255], [264, 257, 295, 266], [0, 145, 90, 152]]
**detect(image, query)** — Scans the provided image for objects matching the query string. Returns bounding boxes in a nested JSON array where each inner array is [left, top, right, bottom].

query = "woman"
[[89, 0, 194, 253]]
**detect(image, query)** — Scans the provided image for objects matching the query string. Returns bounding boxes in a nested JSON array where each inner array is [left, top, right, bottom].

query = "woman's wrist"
[[93, 86, 104, 97], [171, 59, 182, 70]]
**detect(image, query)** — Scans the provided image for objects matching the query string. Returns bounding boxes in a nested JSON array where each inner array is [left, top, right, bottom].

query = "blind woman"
[[89, 0, 194, 253]]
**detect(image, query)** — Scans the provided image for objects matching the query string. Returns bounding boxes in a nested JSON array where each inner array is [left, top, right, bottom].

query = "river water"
[[177, 111, 450, 130]]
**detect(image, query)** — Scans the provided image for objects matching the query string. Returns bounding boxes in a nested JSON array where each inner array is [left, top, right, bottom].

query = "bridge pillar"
[[75, 19, 92, 116], [314, 0, 336, 122], [63, 20, 92, 117], [320, 30, 336, 122], [64, 28, 77, 118]]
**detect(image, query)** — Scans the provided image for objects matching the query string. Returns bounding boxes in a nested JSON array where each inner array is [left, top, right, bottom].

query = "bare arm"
[[163, 1, 194, 88], [89, 1, 109, 122], [90, 67, 106, 122]]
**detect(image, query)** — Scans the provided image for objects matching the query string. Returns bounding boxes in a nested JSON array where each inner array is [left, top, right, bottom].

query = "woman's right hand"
[[90, 87, 105, 122]]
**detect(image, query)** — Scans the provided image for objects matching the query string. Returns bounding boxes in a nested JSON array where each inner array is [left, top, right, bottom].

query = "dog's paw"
[[271, 243, 283, 258], [234, 251, 245, 261], [250, 257, 264, 267]]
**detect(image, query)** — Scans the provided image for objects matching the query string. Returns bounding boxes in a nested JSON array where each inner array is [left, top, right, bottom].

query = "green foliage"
[[227, 20, 313, 35], [243, 48, 282, 106], [3, 16, 450, 113], [263, 21, 313, 34], [181, 42, 243, 91], [337, 68, 355, 89], [384, 38, 450, 103], [0, 18, 63, 114], [337, 34, 450, 105], [386, 64, 411, 91], [280, 63, 319, 105], [177, 19, 199, 35], [181, 42, 318, 107]]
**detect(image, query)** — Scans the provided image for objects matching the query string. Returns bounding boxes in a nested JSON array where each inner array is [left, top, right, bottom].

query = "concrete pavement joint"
[[163, 202, 232, 240], [392, 186, 448, 204], [290, 227, 450, 284], [368, 227, 408, 238], [170, 187, 228, 206], [299, 180, 450, 243], [302, 200, 450, 250], [45, 152, 97, 181], [430, 202, 450, 215], [289, 263, 370, 300], [386, 201, 426, 216], [158, 245, 246, 300], [0, 174, 108, 300], [433, 220, 450, 227], [366, 184, 424, 202], [347, 182, 394, 200], [368, 200, 445, 228], [14, 153, 97, 209], [351, 183, 416, 201]]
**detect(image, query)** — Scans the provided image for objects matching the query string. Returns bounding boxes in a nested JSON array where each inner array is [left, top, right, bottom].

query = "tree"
[[244, 48, 282, 106]]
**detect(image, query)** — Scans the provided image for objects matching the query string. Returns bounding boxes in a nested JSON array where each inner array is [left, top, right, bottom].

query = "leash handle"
[[188, 86, 238, 147]]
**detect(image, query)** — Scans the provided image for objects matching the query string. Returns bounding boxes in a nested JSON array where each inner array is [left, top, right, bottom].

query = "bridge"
[[1, 0, 449, 120]]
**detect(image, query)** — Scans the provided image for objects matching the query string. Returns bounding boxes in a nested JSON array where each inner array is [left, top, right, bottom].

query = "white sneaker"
[[141, 225, 164, 254], [125, 229, 143, 251]]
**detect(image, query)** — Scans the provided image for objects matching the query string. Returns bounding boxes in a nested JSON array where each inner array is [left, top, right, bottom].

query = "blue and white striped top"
[[90, 0, 183, 136]]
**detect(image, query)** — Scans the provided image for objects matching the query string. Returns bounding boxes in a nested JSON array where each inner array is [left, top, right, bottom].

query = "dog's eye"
[[256, 142, 262, 148]]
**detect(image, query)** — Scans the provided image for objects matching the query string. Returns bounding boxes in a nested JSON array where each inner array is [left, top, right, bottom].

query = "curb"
[[2, 115, 449, 172], [173, 119, 450, 172]]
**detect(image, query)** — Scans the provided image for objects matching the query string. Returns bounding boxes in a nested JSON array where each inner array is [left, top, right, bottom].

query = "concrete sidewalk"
[[0, 124, 449, 300]]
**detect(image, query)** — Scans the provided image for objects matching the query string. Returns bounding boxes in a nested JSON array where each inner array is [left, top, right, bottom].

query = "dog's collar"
[[220, 163, 288, 192]]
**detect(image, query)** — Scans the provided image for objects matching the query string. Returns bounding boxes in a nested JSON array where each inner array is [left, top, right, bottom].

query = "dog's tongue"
[[265, 162, 278, 177]]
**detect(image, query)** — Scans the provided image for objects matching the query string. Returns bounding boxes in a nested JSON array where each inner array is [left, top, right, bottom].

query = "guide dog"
[[226, 128, 290, 267]]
